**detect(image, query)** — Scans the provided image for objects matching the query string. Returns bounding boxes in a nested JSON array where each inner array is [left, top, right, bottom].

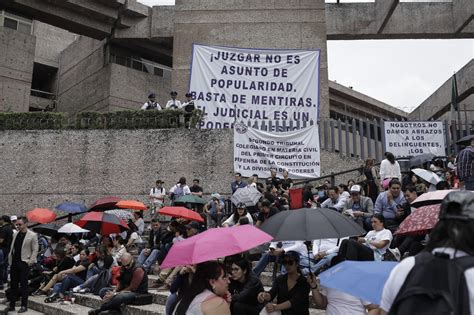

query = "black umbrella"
[[32, 223, 61, 237], [456, 134, 474, 145], [409, 153, 435, 168], [260, 208, 366, 241]]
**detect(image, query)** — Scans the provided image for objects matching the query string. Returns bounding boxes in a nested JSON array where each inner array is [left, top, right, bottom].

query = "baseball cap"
[[211, 193, 221, 199], [350, 185, 362, 193], [439, 191, 474, 221], [10, 215, 17, 221]]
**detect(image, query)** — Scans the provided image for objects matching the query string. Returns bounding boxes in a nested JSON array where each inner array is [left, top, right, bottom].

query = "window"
[[3, 17, 18, 30]]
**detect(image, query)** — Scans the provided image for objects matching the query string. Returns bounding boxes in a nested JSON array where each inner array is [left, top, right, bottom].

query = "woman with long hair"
[[229, 259, 263, 315], [222, 203, 254, 227], [257, 251, 310, 315], [363, 158, 380, 203], [173, 261, 230, 315], [380, 152, 401, 190]]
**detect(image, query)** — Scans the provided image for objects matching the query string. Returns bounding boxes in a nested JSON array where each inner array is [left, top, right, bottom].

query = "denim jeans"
[[252, 252, 286, 277], [97, 289, 139, 312], [206, 212, 224, 228], [165, 292, 178, 315], [137, 249, 160, 273], [87, 266, 101, 279], [53, 274, 84, 294]]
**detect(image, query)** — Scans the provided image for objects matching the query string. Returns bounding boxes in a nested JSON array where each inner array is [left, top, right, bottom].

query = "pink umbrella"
[[160, 225, 273, 268], [394, 204, 440, 236], [411, 189, 459, 208]]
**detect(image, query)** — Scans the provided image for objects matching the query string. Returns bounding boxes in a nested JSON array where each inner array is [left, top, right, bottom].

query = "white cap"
[[350, 185, 362, 193], [10, 215, 17, 221], [211, 193, 221, 199]]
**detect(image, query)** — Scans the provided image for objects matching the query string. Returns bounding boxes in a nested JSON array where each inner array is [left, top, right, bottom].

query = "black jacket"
[[268, 274, 310, 315], [230, 273, 263, 306]]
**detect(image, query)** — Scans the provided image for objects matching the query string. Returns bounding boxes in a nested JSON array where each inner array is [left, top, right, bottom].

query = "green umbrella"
[[174, 194, 207, 205]]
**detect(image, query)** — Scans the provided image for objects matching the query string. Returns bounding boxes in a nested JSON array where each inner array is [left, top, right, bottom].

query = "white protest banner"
[[189, 44, 320, 129], [384, 121, 446, 157], [234, 123, 320, 179]]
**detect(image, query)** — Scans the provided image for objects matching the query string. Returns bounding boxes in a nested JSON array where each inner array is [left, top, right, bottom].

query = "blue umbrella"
[[55, 202, 87, 214], [319, 261, 398, 304]]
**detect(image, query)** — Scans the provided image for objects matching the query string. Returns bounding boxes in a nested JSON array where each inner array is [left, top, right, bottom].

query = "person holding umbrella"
[[257, 251, 310, 315]]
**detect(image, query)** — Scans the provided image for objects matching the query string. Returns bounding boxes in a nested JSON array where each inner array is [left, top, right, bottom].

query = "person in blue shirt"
[[231, 173, 247, 194], [374, 178, 406, 232]]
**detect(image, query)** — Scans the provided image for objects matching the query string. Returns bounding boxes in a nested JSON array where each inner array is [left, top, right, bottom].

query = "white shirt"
[[321, 196, 346, 212], [381, 247, 474, 313], [165, 99, 182, 109], [379, 159, 401, 180], [364, 228, 392, 261], [169, 184, 191, 197], [313, 238, 347, 255], [135, 218, 145, 235], [222, 213, 254, 226], [141, 101, 161, 110], [150, 186, 166, 205], [321, 286, 370, 315], [269, 240, 307, 257]]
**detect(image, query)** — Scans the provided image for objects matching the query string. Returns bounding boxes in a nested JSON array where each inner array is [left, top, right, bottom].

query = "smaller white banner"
[[384, 121, 446, 157], [234, 123, 320, 179]]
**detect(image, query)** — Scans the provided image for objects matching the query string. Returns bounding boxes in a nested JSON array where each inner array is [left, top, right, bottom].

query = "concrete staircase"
[[0, 266, 326, 314]]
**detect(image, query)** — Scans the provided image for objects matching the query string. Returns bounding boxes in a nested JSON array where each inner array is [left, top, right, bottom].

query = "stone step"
[[0, 304, 45, 315], [27, 295, 93, 315], [74, 293, 166, 315]]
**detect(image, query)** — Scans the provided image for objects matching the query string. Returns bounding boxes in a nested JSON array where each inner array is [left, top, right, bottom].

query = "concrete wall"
[[171, 0, 330, 119], [409, 59, 473, 121], [32, 21, 77, 68], [0, 27, 35, 112], [108, 63, 171, 111], [0, 128, 362, 215]]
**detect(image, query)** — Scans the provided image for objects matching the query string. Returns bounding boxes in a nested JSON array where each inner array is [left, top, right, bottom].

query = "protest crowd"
[[0, 136, 473, 315]]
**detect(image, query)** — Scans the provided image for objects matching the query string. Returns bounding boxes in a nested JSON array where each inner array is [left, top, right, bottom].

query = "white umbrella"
[[105, 209, 134, 221], [412, 168, 442, 185], [58, 223, 89, 234], [231, 186, 262, 207]]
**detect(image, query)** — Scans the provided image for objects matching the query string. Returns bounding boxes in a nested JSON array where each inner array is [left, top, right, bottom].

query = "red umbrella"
[[394, 204, 440, 236], [116, 200, 148, 211], [158, 206, 204, 222], [89, 196, 121, 211], [26, 208, 57, 224], [75, 211, 129, 235]]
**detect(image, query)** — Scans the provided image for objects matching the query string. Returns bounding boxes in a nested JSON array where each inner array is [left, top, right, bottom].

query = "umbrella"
[[230, 186, 262, 207], [32, 223, 61, 236], [319, 261, 398, 305], [116, 200, 148, 211], [394, 204, 441, 236], [89, 196, 121, 211], [409, 153, 435, 168], [58, 223, 90, 234], [55, 202, 87, 214], [260, 208, 366, 241], [105, 209, 134, 221], [75, 211, 129, 235], [174, 195, 207, 205], [456, 134, 474, 145], [158, 206, 204, 222], [411, 168, 442, 185], [411, 189, 459, 208], [160, 225, 273, 268], [26, 208, 57, 224]]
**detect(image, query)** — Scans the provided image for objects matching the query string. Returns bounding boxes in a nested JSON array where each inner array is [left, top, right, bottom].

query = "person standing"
[[379, 152, 402, 190], [457, 137, 474, 191], [141, 93, 161, 110], [165, 91, 182, 109], [0, 215, 13, 290], [6, 217, 38, 313], [231, 173, 247, 194]]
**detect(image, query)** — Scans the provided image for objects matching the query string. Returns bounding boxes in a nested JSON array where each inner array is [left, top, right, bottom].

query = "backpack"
[[389, 251, 474, 315]]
